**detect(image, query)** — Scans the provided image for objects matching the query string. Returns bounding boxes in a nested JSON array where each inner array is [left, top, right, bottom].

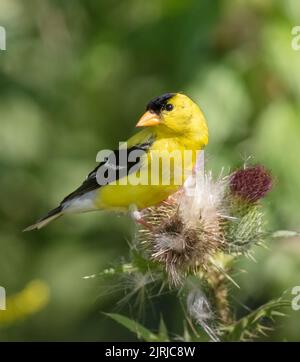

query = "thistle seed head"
[[138, 176, 226, 286]]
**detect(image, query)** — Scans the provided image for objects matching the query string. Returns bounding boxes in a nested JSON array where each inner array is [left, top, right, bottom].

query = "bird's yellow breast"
[[94, 137, 198, 211]]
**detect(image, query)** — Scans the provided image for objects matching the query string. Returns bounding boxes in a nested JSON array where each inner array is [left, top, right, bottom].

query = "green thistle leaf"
[[220, 296, 290, 341], [105, 313, 160, 342], [158, 316, 169, 341]]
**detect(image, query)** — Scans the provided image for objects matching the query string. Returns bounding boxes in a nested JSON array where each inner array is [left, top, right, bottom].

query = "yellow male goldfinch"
[[25, 93, 208, 231]]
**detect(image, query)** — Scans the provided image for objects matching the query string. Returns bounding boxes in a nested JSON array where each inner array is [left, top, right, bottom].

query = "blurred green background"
[[0, 0, 300, 341]]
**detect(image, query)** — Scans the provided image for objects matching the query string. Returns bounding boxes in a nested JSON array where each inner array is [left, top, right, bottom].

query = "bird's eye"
[[165, 103, 173, 111]]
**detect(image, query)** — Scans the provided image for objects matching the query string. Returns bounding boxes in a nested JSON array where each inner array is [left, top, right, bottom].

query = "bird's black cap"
[[146, 93, 175, 114]]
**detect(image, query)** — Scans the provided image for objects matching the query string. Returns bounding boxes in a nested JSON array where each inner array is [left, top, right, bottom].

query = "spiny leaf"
[[182, 320, 192, 342], [220, 296, 290, 341], [83, 263, 138, 280], [272, 230, 300, 238], [105, 313, 159, 342], [158, 316, 169, 341]]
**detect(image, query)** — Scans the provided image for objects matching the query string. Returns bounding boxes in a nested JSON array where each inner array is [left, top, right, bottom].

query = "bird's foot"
[[136, 217, 154, 230], [167, 190, 183, 203], [130, 209, 153, 230]]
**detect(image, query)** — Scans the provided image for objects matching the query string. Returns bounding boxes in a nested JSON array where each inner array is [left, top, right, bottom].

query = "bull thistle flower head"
[[138, 171, 227, 286], [137, 159, 273, 286], [229, 165, 273, 204], [224, 165, 273, 254]]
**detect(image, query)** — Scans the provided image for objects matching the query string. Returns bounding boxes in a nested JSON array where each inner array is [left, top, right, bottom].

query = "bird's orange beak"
[[136, 111, 161, 127]]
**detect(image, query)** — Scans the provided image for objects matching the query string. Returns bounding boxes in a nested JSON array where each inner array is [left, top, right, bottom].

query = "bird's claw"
[[130, 209, 153, 230]]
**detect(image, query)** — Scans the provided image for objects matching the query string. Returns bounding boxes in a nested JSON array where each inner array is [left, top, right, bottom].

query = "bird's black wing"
[[61, 139, 153, 204]]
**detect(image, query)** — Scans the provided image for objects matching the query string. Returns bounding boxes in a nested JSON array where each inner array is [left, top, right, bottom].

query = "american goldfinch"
[[25, 93, 208, 230]]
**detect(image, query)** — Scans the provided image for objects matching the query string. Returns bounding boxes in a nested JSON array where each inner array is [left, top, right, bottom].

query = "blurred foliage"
[[0, 280, 49, 327], [0, 0, 300, 341]]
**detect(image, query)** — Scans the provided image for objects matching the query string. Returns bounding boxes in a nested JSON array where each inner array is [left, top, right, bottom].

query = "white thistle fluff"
[[187, 288, 219, 342], [181, 167, 229, 227]]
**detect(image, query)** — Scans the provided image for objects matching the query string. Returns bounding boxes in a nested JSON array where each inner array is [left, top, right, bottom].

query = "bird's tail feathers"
[[23, 206, 63, 231]]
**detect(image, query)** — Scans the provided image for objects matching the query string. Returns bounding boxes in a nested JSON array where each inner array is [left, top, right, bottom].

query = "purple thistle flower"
[[229, 165, 272, 203]]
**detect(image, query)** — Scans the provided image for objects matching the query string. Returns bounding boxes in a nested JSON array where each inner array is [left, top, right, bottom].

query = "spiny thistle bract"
[[137, 165, 273, 286]]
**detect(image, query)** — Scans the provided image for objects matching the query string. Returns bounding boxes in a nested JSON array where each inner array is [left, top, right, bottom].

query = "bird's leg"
[[129, 205, 153, 230], [167, 190, 183, 203]]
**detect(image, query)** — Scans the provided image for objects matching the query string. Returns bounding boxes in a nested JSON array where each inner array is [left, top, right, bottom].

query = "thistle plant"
[[137, 164, 272, 286], [92, 155, 291, 342]]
